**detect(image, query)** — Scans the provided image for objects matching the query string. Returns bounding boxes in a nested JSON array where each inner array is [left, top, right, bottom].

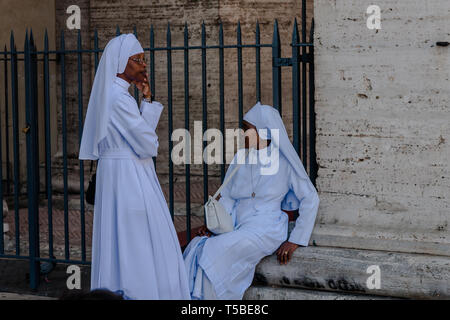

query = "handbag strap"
[[89, 160, 98, 174], [211, 150, 249, 200]]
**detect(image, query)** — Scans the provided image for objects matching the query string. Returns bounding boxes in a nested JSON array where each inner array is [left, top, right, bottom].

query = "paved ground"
[[0, 292, 56, 300], [0, 257, 91, 299]]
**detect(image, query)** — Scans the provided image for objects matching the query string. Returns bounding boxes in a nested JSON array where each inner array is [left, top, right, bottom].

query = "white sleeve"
[[110, 94, 163, 158], [140, 100, 164, 130], [287, 164, 320, 246]]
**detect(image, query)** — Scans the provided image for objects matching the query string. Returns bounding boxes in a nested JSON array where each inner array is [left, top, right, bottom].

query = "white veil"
[[79, 34, 144, 160], [243, 102, 316, 211]]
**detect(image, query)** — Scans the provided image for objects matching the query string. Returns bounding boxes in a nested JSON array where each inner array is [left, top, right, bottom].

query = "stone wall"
[[0, 0, 57, 186], [313, 0, 450, 256]]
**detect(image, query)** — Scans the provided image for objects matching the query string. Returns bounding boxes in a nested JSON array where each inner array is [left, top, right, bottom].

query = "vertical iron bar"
[[309, 19, 317, 185], [255, 21, 261, 103], [77, 30, 86, 261], [183, 23, 191, 242], [94, 29, 99, 72], [150, 25, 155, 100], [150, 25, 156, 168], [133, 26, 139, 102], [301, 0, 308, 168], [201, 22, 208, 207], [60, 30, 69, 260], [116, 25, 121, 36], [25, 30, 40, 289], [0, 47, 3, 254], [237, 22, 243, 128], [3, 46, 10, 195], [167, 23, 174, 219], [10, 32, 20, 255], [272, 20, 282, 113], [43, 30, 53, 259], [292, 19, 301, 155], [219, 22, 225, 183]]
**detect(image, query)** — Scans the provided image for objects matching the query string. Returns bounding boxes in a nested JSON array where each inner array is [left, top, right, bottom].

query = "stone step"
[[251, 245, 450, 299], [244, 286, 393, 300]]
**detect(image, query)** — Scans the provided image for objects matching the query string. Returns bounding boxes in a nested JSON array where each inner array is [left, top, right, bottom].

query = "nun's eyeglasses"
[[130, 58, 146, 65]]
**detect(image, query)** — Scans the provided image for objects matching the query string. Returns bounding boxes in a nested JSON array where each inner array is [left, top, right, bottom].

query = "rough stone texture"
[[252, 246, 450, 299], [313, 0, 450, 256], [244, 285, 391, 300], [55, 0, 92, 160]]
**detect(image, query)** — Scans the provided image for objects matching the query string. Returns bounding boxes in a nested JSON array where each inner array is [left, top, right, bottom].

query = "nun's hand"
[[276, 241, 299, 265], [197, 226, 212, 238], [134, 74, 151, 99]]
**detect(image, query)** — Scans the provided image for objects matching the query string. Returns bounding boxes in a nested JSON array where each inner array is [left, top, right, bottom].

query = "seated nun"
[[183, 102, 320, 300]]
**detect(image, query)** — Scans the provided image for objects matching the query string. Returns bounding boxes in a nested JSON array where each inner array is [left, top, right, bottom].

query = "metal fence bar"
[[183, 23, 191, 242], [43, 30, 54, 259], [94, 29, 99, 72], [133, 26, 139, 102], [3, 46, 10, 195], [237, 22, 243, 127], [31, 30, 41, 289], [272, 20, 282, 113], [167, 24, 174, 219], [309, 19, 317, 186], [219, 22, 225, 183], [201, 22, 208, 207], [0, 48, 4, 254], [77, 30, 86, 262], [10, 32, 20, 256], [24, 30, 40, 290], [255, 22, 261, 103], [301, 0, 308, 168], [60, 30, 70, 261], [150, 26, 155, 98], [150, 25, 157, 169], [292, 19, 301, 155]]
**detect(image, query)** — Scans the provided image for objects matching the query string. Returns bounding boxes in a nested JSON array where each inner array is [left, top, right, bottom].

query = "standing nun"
[[79, 34, 190, 300], [183, 102, 319, 300]]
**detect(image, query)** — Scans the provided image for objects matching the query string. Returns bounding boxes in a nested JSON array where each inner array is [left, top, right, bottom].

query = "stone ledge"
[[252, 246, 450, 299], [244, 286, 393, 300], [309, 224, 450, 257]]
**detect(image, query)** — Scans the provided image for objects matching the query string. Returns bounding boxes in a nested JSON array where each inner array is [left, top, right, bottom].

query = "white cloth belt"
[[98, 148, 141, 160]]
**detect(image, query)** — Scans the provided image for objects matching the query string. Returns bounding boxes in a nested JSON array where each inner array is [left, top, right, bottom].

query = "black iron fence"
[[0, 16, 316, 289]]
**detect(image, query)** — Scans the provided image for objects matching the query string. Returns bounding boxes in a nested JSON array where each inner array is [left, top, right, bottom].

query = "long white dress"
[[183, 146, 319, 300], [90, 76, 190, 300]]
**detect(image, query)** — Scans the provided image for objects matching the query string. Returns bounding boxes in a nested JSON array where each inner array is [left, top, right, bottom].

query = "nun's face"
[[242, 120, 259, 149], [124, 53, 147, 83]]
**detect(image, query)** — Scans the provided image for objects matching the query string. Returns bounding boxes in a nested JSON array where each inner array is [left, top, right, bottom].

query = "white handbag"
[[204, 152, 247, 235]]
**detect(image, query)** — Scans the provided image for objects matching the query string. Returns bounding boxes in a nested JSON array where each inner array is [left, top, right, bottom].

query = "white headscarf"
[[243, 101, 316, 211], [79, 34, 144, 160]]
